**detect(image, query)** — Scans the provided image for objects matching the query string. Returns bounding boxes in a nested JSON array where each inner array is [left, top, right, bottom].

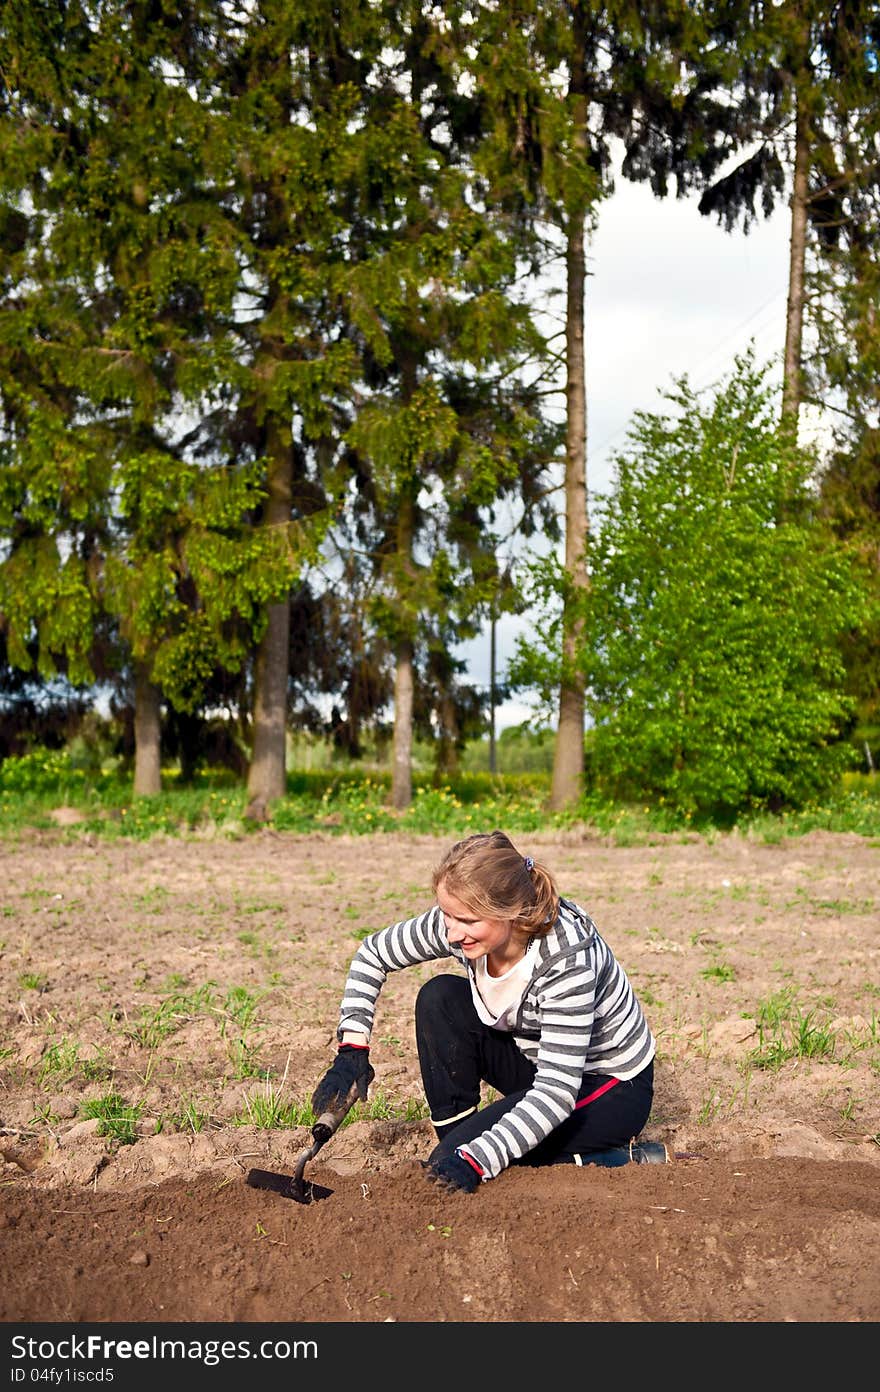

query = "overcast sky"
[[457, 167, 796, 732]]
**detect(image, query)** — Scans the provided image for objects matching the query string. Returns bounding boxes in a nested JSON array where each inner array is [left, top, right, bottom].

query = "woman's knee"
[[415, 973, 470, 1027]]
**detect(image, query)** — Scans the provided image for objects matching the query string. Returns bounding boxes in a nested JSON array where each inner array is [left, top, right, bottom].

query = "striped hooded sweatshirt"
[[336, 897, 656, 1180]]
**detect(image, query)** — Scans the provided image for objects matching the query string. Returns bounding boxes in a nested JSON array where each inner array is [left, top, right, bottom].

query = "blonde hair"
[[431, 830, 559, 939]]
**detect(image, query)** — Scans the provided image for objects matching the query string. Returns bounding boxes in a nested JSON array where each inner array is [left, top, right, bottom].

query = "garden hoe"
[[245, 1078, 361, 1205]]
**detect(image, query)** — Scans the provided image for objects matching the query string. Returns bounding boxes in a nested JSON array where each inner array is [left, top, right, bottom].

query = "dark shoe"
[[630, 1140, 669, 1164], [570, 1138, 669, 1168], [570, 1145, 633, 1168]]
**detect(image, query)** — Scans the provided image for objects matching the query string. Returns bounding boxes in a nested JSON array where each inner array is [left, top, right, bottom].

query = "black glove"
[[427, 1149, 484, 1194], [311, 1044, 374, 1116]]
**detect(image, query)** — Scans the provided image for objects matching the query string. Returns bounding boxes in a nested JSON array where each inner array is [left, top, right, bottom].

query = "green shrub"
[[0, 749, 89, 797], [509, 354, 876, 821]]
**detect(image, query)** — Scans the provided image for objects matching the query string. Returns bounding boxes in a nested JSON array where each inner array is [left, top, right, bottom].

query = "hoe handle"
[[309, 1077, 362, 1153]]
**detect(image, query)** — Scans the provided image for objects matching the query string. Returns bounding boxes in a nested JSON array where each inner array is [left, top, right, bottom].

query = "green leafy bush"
[[0, 749, 88, 797], [514, 354, 875, 820]]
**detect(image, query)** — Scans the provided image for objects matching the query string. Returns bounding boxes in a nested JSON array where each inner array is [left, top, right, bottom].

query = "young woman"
[[310, 830, 660, 1192]]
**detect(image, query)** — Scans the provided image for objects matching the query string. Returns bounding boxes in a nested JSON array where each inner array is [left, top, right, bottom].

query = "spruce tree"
[[696, 2, 880, 432]]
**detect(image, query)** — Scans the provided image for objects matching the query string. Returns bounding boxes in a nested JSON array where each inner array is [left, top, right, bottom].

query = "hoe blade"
[[245, 1168, 333, 1204]]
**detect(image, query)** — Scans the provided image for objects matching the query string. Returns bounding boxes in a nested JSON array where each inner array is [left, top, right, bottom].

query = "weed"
[[397, 1097, 430, 1122], [131, 983, 217, 1049], [749, 1037, 793, 1071], [697, 1091, 722, 1124], [134, 1052, 158, 1088], [234, 898, 285, 916], [222, 986, 264, 1033], [691, 1020, 713, 1059], [237, 930, 277, 961], [82, 1051, 112, 1083], [755, 988, 799, 1032], [747, 994, 837, 1071], [225, 1037, 264, 1080], [729, 1071, 752, 1110], [833, 1014, 878, 1063], [131, 1000, 184, 1050], [348, 1089, 430, 1123], [38, 1038, 82, 1084], [234, 1066, 309, 1130], [79, 1092, 145, 1147], [164, 1098, 212, 1134], [18, 972, 47, 992], [639, 987, 663, 1009], [30, 1103, 59, 1128], [701, 962, 737, 983], [809, 897, 875, 916], [791, 1011, 835, 1061], [133, 885, 170, 913], [38, 1038, 109, 1086]]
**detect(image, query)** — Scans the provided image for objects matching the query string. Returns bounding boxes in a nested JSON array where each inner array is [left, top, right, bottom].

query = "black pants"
[[416, 974, 654, 1166]]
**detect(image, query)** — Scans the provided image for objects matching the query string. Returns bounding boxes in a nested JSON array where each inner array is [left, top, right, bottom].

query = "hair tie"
[[524, 856, 534, 872]]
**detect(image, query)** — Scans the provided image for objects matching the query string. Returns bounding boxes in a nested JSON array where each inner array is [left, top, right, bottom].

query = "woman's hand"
[[427, 1148, 484, 1193], [310, 1044, 374, 1115]]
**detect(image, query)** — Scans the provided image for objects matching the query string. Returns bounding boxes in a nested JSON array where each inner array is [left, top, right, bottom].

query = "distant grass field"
[[0, 745, 878, 844]]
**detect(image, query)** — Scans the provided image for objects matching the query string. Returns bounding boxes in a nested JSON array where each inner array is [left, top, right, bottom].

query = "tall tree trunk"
[[550, 22, 589, 812], [391, 488, 416, 811], [245, 417, 292, 821], [782, 93, 809, 430], [133, 664, 161, 796]]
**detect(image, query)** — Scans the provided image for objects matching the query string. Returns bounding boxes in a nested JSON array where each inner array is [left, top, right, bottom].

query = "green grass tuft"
[[79, 1092, 146, 1146]]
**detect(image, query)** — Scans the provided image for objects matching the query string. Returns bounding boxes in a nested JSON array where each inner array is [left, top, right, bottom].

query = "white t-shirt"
[[470, 938, 539, 1030]]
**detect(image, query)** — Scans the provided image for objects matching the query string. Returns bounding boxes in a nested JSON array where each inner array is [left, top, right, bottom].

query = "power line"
[[587, 285, 789, 471]]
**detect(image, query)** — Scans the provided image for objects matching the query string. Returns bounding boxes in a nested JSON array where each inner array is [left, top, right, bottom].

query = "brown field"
[[1, 827, 878, 1332]]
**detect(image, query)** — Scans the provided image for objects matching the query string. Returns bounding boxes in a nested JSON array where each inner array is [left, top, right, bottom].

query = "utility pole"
[[489, 610, 497, 774]]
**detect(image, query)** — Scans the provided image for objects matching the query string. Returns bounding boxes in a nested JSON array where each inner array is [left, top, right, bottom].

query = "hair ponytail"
[[520, 860, 558, 936]]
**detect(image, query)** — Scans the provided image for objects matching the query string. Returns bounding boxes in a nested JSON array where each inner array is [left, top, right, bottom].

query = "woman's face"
[[436, 883, 515, 963]]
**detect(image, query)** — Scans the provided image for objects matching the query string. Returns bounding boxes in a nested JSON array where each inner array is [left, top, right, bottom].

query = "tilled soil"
[[1, 826, 878, 1335], [2, 1156, 879, 1324]]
